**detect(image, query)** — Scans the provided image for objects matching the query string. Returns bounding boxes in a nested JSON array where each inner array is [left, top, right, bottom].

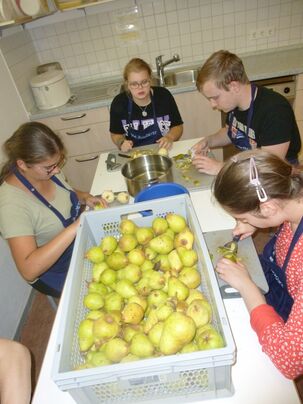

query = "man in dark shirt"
[[191, 50, 301, 175]]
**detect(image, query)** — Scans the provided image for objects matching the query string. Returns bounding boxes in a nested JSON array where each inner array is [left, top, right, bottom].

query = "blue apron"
[[13, 168, 81, 296], [258, 217, 303, 321], [227, 84, 256, 150], [126, 94, 162, 147]]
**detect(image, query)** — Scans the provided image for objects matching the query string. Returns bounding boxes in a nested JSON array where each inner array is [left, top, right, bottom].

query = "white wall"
[[27, 0, 303, 84]]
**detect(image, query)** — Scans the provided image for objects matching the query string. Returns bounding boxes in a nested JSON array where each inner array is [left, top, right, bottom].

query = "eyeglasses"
[[128, 79, 151, 89], [36, 155, 66, 176], [249, 157, 268, 202]]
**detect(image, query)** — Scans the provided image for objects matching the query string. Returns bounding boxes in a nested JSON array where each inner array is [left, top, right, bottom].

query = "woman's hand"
[[216, 257, 252, 293], [84, 195, 108, 209], [156, 136, 173, 150], [191, 155, 223, 175], [233, 221, 257, 240], [191, 138, 209, 155], [121, 140, 133, 152]]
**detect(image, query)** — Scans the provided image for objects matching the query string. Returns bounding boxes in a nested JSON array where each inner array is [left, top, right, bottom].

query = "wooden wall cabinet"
[[38, 106, 113, 191]]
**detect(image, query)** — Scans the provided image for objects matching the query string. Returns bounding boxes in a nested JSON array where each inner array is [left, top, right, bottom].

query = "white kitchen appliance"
[[30, 70, 71, 110]]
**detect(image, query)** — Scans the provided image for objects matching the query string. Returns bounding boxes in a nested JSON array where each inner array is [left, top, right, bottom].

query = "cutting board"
[[106, 145, 215, 192], [203, 229, 269, 299]]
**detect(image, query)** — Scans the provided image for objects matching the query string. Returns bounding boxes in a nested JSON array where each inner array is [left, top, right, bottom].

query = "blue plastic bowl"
[[134, 182, 189, 202]]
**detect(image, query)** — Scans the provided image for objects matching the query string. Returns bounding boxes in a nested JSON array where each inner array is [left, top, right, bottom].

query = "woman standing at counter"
[[110, 58, 183, 152], [0, 122, 105, 298], [214, 150, 303, 379]]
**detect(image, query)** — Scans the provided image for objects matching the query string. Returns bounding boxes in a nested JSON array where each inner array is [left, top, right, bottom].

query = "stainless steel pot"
[[121, 154, 173, 197]]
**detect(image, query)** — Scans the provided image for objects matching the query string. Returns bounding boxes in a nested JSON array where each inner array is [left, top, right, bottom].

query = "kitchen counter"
[[32, 138, 300, 404], [30, 45, 303, 120]]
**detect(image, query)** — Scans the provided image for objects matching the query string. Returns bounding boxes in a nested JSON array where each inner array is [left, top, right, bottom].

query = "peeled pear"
[[159, 312, 196, 355], [116, 191, 130, 204], [101, 190, 115, 204]]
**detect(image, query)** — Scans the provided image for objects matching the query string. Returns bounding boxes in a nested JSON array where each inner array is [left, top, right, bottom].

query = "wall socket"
[[249, 27, 275, 40]]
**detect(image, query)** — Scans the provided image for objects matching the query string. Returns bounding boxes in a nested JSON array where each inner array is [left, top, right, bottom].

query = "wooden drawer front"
[[59, 122, 113, 156], [63, 152, 101, 192], [38, 106, 109, 130]]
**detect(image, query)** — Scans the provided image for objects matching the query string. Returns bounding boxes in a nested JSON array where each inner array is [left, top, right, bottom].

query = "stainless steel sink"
[[153, 68, 198, 88]]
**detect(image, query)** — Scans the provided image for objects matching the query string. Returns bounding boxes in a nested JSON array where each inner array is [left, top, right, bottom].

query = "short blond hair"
[[196, 50, 249, 91]]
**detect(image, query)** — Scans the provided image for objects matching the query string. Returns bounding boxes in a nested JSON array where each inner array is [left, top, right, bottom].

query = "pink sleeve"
[[250, 304, 284, 336]]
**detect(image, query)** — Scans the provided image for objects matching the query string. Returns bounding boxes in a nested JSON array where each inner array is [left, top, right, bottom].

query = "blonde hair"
[[213, 150, 303, 214], [122, 58, 152, 91], [0, 122, 65, 184], [196, 50, 250, 92]]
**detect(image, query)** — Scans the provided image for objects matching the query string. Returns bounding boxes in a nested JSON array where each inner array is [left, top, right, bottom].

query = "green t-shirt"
[[0, 173, 73, 247]]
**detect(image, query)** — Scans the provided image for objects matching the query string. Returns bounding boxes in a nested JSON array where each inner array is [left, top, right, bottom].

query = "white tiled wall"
[[27, 0, 303, 84]]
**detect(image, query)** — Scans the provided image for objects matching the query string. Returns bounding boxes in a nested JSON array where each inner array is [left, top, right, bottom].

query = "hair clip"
[[249, 157, 268, 202], [230, 156, 238, 163]]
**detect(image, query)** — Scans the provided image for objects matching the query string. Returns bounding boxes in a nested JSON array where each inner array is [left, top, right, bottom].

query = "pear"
[[130, 333, 155, 358], [116, 191, 130, 204], [168, 249, 183, 272], [166, 213, 187, 233], [78, 319, 94, 352], [104, 292, 124, 311], [180, 342, 199, 353], [144, 246, 158, 260], [85, 246, 104, 263], [163, 228, 175, 239], [135, 227, 154, 245], [148, 321, 164, 348], [128, 295, 147, 311], [153, 254, 171, 272], [156, 302, 174, 321], [93, 314, 120, 340], [118, 234, 138, 252], [107, 310, 122, 324], [136, 278, 151, 296], [115, 279, 138, 298], [86, 351, 111, 367], [174, 228, 194, 250], [100, 269, 117, 286], [100, 236, 118, 255], [119, 263, 141, 283], [149, 234, 174, 254], [119, 219, 137, 235], [106, 252, 128, 270], [86, 310, 105, 321], [179, 267, 201, 289], [92, 262, 109, 282], [83, 292, 104, 310], [152, 217, 168, 235], [120, 353, 140, 363], [177, 247, 198, 267], [123, 324, 142, 343], [128, 248, 145, 266], [159, 312, 196, 355], [88, 281, 108, 296], [101, 190, 115, 203], [158, 147, 168, 157], [141, 259, 154, 272], [143, 308, 159, 334], [186, 299, 212, 327], [104, 338, 129, 362], [122, 302, 144, 324], [167, 277, 189, 301], [186, 289, 206, 305], [147, 270, 166, 290], [147, 290, 168, 308], [195, 323, 214, 339], [93, 202, 105, 210], [196, 326, 224, 350], [162, 271, 171, 293]]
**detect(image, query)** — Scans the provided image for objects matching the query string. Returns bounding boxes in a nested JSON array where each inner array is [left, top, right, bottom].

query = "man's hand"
[[120, 140, 133, 152], [191, 137, 209, 155], [156, 137, 173, 150], [191, 155, 223, 175]]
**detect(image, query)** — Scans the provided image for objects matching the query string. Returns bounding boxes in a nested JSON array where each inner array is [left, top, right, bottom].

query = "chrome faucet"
[[155, 53, 180, 86]]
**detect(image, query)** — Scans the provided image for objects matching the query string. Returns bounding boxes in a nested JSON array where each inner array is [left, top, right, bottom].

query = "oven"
[[222, 75, 296, 159]]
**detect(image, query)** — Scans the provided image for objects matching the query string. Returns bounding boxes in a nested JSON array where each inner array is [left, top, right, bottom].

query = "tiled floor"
[[19, 229, 303, 400]]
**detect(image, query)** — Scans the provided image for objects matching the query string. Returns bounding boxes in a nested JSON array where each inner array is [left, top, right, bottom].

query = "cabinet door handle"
[[66, 128, 91, 135], [75, 155, 99, 163], [61, 113, 86, 121]]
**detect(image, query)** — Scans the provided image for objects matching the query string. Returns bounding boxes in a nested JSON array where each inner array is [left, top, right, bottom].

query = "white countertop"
[[30, 45, 303, 120], [32, 139, 300, 404]]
